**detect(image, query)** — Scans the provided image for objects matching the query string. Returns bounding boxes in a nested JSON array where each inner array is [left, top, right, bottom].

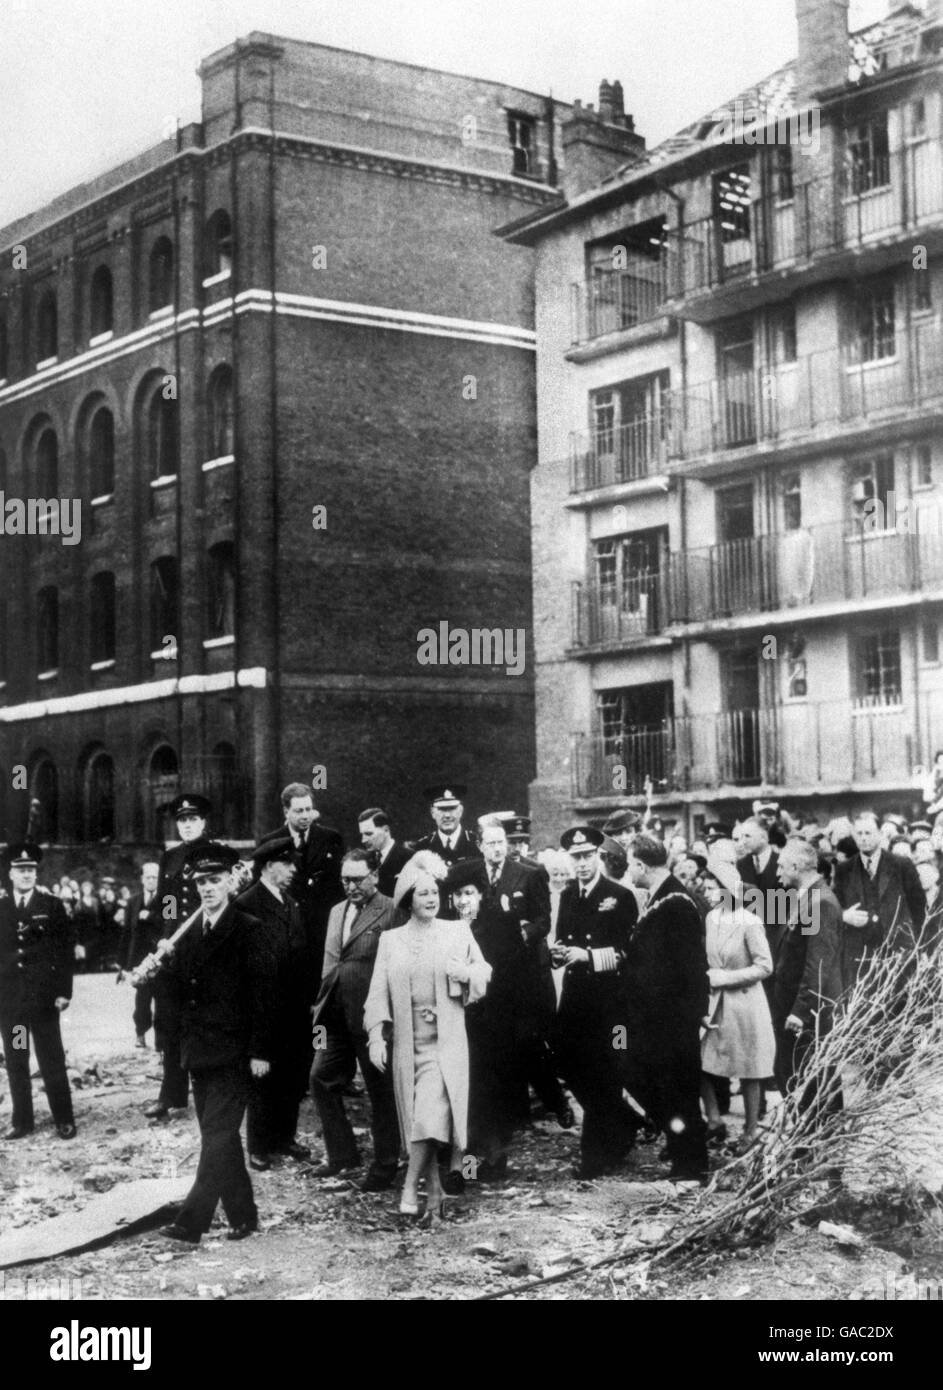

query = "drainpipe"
[[658, 179, 690, 835]]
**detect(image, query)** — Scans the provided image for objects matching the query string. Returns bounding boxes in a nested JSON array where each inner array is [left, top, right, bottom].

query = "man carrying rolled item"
[[133, 841, 275, 1244]]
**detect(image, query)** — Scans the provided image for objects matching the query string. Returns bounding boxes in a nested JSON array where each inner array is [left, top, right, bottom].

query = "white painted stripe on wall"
[[0, 667, 267, 722], [0, 291, 534, 406]]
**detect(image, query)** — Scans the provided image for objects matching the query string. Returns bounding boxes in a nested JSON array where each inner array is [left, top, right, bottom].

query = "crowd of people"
[[1, 782, 941, 1243]]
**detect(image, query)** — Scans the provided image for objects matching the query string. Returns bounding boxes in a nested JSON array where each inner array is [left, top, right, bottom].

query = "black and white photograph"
[[0, 0, 941, 1331]]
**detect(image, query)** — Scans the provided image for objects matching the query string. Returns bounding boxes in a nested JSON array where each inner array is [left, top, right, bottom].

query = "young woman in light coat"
[[698, 859, 776, 1153], [364, 857, 490, 1219]]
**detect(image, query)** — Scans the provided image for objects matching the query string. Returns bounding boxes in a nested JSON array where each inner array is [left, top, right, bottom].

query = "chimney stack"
[[561, 78, 644, 198], [795, 0, 850, 102]]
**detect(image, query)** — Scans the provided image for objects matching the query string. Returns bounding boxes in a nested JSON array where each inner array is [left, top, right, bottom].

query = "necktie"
[[342, 904, 359, 947], [490, 866, 500, 887], [753, 855, 762, 874], [16, 895, 25, 911], [867, 855, 877, 879], [202, 915, 212, 938]]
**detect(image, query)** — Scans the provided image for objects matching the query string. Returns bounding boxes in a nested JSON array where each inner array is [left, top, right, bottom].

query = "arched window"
[[35, 427, 58, 496], [37, 587, 59, 671], [0, 311, 8, 378], [148, 238, 174, 312], [90, 572, 116, 664], [204, 210, 233, 280], [149, 557, 179, 655], [36, 288, 58, 362], [147, 743, 179, 840], [206, 365, 234, 459], [146, 388, 178, 480], [90, 265, 114, 338], [206, 542, 235, 639], [88, 407, 115, 497], [82, 749, 115, 841], [28, 755, 59, 842]]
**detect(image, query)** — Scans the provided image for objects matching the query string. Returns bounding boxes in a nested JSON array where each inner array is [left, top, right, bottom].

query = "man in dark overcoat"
[[624, 834, 708, 1182], [236, 838, 313, 1168]]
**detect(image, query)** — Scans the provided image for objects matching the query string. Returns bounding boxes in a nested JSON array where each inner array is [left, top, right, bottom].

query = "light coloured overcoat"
[[701, 907, 776, 1079], [363, 919, 490, 1149]]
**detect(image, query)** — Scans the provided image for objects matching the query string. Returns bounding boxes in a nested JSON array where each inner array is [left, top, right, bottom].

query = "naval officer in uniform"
[[552, 826, 638, 1179]]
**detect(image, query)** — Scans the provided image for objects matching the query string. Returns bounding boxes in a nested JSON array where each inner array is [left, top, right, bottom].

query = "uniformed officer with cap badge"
[[152, 841, 274, 1244], [146, 792, 213, 1120], [412, 784, 481, 918], [502, 815, 539, 868], [552, 826, 639, 1179], [0, 842, 77, 1140]]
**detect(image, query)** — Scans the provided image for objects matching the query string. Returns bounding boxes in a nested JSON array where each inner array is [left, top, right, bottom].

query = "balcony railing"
[[666, 319, 943, 461], [667, 138, 943, 298], [570, 411, 671, 491], [667, 520, 943, 625], [573, 258, 671, 343], [571, 575, 666, 648], [571, 693, 936, 797]]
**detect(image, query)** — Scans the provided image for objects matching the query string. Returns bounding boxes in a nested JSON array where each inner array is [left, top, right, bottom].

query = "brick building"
[[0, 34, 574, 851], [500, 1, 943, 840]]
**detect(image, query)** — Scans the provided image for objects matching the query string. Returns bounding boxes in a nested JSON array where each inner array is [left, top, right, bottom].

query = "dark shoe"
[[2, 1125, 33, 1141], [144, 1100, 169, 1120], [308, 1160, 360, 1179], [159, 1223, 200, 1245], [361, 1166, 398, 1192], [477, 1157, 508, 1184], [135, 1034, 148, 1049], [56, 1123, 77, 1140], [276, 1141, 310, 1162], [556, 1104, 576, 1130], [706, 1123, 728, 1148], [248, 1153, 271, 1172], [668, 1166, 709, 1185], [441, 1170, 465, 1196], [226, 1221, 258, 1241]]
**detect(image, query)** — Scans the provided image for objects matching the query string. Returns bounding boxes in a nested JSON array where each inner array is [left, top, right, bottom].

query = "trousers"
[[0, 1006, 74, 1129], [310, 1020, 399, 1171], [177, 1062, 256, 1235]]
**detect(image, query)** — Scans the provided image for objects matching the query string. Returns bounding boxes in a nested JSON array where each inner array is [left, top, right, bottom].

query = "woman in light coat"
[[364, 856, 490, 1218], [698, 860, 776, 1152]]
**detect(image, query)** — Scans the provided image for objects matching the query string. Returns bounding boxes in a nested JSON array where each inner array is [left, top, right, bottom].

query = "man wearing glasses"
[[309, 849, 399, 1189]]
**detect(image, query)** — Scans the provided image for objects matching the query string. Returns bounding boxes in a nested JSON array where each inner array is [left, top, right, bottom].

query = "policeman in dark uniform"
[[153, 842, 274, 1244], [552, 826, 638, 1179], [146, 793, 212, 1120], [411, 785, 481, 920], [0, 842, 76, 1140]]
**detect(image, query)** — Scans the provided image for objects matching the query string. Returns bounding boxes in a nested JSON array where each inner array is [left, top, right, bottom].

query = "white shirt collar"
[[261, 879, 284, 904], [753, 846, 772, 872], [577, 871, 602, 897]]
